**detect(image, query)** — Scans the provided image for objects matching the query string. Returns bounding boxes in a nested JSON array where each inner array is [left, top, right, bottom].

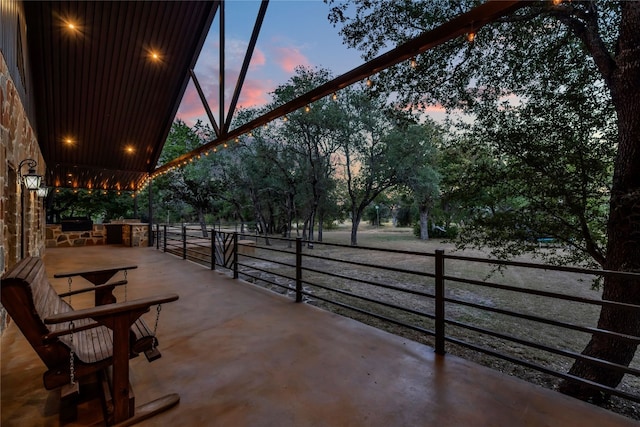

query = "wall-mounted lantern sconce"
[[37, 183, 51, 198], [19, 158, 42, 190], [18, 158, 43, 259]]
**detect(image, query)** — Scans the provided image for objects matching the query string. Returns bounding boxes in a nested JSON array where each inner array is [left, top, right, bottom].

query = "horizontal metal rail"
[[155, 227, 640, 408]]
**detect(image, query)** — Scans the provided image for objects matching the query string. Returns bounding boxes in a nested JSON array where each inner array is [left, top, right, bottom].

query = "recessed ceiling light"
[[63, 19, 80, 34], [148, 49, 162, 62]]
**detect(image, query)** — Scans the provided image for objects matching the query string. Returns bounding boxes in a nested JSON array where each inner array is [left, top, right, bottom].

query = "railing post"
[[182, 225, 187, 260], [233, 232, 239, 279], [156, 223, 160, 250], [295, 237, 302, 302], [163, 225, 167, 252], [211, 229, 216, 270], [435, 249, 446, 355]]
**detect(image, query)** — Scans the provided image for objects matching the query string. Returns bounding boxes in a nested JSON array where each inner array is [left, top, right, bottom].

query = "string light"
[[332, 92, 338, 101], [305, 105, 311, 113], [366, 77, 373, 87], [466, 32, 476, 43], [283, 115, 288, 122], [410, 57, 417, 68]]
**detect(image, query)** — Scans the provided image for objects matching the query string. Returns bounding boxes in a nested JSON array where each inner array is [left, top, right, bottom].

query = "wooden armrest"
[[54, 265, 138, 278], [44, 294, 179, 324], [58, 280, 128, 298]]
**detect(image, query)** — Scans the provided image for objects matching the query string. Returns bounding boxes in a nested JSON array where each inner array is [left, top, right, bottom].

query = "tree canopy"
[[327, 0, 639, 403]]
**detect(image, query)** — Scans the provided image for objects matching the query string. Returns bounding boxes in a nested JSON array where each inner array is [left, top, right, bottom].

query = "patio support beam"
[[148, 177, 153, 247], [190, 70, 221, 138], [224, 0, 270, 133], [154, 0, 525, 175], [219, 0, 226, 138]]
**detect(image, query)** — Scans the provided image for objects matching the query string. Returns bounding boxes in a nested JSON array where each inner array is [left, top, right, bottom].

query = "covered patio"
[[1, 246, 635, 426]]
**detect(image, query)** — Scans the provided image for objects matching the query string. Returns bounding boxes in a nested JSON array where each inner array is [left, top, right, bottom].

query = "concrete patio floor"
[[1, 245, 637, 426]]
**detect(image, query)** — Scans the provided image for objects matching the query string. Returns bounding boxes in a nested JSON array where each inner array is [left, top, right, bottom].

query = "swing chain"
[[69, 321, 76, 385], [124, 269, 128, 301], [152, 304, 162, 350], [67, 277, 73, 306]]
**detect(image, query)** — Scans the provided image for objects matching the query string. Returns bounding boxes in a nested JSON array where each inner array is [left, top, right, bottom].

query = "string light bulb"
[[366, 77, 373, 87], [410, 57, 417, 68], [332, 92, 338, 101], [283, 116, 288, 122], [305, 105, 311, 113], [466, 32, 476, 43]]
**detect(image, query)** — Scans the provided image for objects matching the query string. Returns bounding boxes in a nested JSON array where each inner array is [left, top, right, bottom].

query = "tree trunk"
[[307, 211, 315, 249], [419, 206, 429, 240], [198, 209, 208, 238], [559, 6, 640, 401], [350, 211, 361, 246], [317, 211, 324, 242]]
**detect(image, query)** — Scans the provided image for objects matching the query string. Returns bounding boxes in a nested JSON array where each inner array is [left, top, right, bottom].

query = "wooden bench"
[[53, 264, 161, 361], [1, 257, 180, 425]]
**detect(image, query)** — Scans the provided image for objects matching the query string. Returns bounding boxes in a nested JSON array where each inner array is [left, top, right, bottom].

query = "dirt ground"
[[235, 223, 640, 421]]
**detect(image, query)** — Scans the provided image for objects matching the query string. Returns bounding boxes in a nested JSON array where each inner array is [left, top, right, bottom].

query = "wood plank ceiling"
[[24, 1, 216, 191]]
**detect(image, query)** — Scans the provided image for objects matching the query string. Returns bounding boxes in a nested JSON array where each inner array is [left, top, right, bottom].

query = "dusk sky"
[[175, 0, 365, 128]]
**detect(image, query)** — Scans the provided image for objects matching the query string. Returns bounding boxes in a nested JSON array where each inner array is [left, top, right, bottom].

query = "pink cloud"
[[176, 82, 219, 127], [272, 46, 310, 73], [238, 79, 273, 109], [251, 47, 266, 67]]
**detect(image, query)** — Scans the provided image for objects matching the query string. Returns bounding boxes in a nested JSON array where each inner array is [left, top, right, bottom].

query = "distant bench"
[[537, 237, 556, 247]]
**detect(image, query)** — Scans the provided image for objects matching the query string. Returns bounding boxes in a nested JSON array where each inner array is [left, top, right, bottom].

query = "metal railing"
[[154, 225, 640, 406]]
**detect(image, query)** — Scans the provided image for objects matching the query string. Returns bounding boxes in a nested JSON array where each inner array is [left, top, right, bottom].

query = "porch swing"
[[1, 257, 180, 425]]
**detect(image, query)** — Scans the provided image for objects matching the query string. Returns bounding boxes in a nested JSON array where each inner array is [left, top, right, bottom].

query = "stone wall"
[[1, 50, 46, 272], [2, 37, 45, 333], [45, 224, 106, 247], [123, 224, 149, 247]]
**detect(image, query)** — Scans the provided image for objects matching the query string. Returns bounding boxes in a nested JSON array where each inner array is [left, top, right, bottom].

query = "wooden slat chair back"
[[2, 257, 110, 388]]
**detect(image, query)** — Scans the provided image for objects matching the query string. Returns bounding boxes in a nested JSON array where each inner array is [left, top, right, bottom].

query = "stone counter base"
[[46, 224, 106, 247], [46, 224, 149, 247]]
